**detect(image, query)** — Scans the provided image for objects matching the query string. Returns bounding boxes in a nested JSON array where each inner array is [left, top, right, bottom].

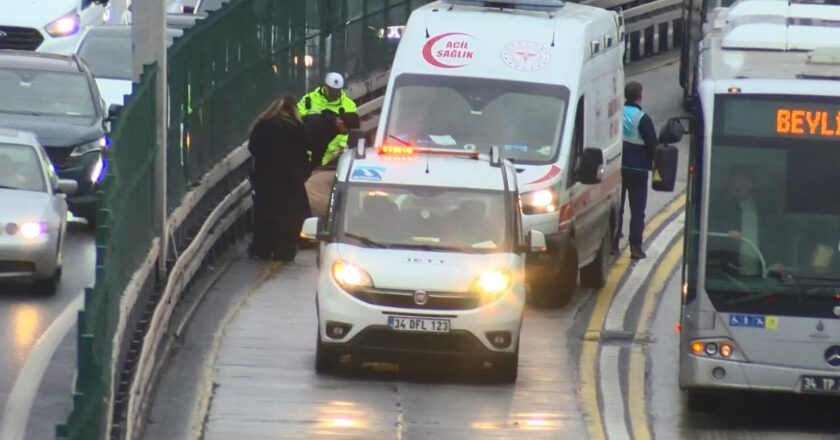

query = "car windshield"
[[78, 34, 132, 80], [340, 185, 511, 252], [0, 143, 46, 192], [704, 95, 840, 310], [0, 68, 96, 117], [384, 74, 569, 164]]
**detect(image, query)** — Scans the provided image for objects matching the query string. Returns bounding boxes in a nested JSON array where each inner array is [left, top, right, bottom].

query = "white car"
[[302, 142, 546, 382], [0, 0, 108, 54], [0, 129, 77, 294], [75, 25, 182, 110]]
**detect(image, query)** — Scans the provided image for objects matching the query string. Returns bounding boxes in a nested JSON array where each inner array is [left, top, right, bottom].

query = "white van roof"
[[391, 0, 618, 87], [337, 150, 514, 192]]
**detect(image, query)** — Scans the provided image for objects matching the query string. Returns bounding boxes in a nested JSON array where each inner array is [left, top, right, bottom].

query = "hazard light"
[[378, 145, 415, 155]]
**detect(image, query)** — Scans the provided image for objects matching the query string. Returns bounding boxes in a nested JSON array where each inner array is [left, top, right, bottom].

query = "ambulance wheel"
[[315, 336, 341, 375], [550, 245, 578, 307], [490, 345, 519, 384], [581, 229, 610, 289]]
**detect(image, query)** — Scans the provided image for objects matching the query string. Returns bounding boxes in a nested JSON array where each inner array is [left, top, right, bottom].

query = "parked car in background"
[[0, 129, 77, 294], [0, 50, 108, 225], [75, 25, 182, 110], [0, 0, 109, 54]]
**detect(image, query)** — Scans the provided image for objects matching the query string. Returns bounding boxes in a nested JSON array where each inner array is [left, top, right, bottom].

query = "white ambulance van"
[[376, 0, 625, 305], [301, 145, 546, 382]]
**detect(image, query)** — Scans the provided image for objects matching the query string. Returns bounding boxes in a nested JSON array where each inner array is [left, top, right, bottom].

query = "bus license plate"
[[387, 316, 450, 333], [801, 375, 840, 393]]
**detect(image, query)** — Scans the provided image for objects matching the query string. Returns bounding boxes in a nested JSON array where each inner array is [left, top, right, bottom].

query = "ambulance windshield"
[[384, 74, 569, 164], [339, 185, 512, 253]]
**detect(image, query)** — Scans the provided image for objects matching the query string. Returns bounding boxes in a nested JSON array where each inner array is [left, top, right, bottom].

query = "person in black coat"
[[247, 94, 311, 261], [302, 110, 361, 173]]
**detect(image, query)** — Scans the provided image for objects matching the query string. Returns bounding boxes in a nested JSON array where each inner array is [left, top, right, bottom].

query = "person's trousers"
[[615, 169, 649, 247]]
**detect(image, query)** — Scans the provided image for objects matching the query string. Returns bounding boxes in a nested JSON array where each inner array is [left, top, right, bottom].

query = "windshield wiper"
[[344, 233, 388, 248], [0, 185, 21, 190], [386, 134, 410, 146]]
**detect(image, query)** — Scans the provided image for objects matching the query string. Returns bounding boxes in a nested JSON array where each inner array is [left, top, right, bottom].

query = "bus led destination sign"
[[717, 96, 840, 140], [776, 109, 840, 137]]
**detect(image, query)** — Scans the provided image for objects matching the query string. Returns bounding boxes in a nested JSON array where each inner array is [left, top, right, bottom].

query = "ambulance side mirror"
[[527, 230, 547, 253], [301, 217, 321, 241], [577, 148, 605, 185], [659, 117, 686, 145]]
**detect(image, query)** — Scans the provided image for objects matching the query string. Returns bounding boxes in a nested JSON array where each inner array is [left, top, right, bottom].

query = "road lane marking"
[[627, 240, 684, 440], [584, 195, 685, 340], [604, 214, 684, 332], [600, 345, 632, 440], [0, 292, 83, 440], [579, 195, 685, 439]]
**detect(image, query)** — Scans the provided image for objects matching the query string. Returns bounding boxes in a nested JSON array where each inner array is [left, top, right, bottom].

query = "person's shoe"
[[630, 245, 646, 260], [610, 240, 620, 255]]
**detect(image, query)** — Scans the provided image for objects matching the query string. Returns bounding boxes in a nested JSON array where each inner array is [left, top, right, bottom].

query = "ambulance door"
[[568, 97, 598, 260]]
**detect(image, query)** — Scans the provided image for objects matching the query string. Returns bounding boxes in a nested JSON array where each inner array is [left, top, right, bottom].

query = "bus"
[[677, 0, 840, 411], [678, 0, 737, 108]]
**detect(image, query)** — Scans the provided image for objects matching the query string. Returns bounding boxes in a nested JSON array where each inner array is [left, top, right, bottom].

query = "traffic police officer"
[[614, 81, 658, 259], [297, 72, 358, 117]]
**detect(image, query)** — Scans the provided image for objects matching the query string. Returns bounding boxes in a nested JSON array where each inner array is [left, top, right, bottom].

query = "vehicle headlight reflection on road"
[[12, 305, 41, 360], [314, 401, 367, 435]]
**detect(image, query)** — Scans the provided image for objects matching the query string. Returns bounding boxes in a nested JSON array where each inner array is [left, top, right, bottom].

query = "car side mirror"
[[576, 147, 605, 185], [528, 230, 547, 253], [107, 103, 123, 122], [659, 117, 686, 145], [349, 128, 367, 159], [56, 179, 78, 195], [301, 216, 329, 241]]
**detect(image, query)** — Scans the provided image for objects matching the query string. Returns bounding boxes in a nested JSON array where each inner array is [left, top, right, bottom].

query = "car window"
[[0, 68, 97, 117], [0, 143, 47, 192], [197, 0, 229, 13], [79, 34, 132, 80]]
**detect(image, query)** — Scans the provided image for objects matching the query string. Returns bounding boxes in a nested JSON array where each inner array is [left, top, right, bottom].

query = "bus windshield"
[[339, 184, 512, 253], [704, 95, 840, 313], [384, 74, 569, 164]]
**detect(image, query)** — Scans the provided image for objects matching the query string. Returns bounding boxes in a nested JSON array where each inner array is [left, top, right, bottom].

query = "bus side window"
[[569, 97, 585, 185]]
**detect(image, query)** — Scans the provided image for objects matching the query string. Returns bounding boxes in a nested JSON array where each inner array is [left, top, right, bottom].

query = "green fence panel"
[[57, 65, 159, 440]]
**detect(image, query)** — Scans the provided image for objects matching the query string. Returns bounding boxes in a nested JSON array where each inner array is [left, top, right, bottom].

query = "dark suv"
[[0, 50, 107, 224]]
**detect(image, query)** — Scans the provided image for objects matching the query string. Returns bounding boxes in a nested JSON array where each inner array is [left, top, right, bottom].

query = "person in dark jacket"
[[613, 81, 658, 259], [247, 94, 311, 261], [302, 110, 361, 172]]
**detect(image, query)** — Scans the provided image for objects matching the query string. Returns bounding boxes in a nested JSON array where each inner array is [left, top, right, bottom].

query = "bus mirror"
[[659, 118, 686, 145], [577, 148, 605, 185]]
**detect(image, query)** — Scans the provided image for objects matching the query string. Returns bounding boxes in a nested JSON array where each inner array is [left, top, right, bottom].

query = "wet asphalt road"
[[0, 224, 94, 440]]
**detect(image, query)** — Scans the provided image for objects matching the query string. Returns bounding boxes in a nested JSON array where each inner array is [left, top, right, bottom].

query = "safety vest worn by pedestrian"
[[622, 105, 653, 172], [321, 134, 349, 166], [297, 87, 358, 117]]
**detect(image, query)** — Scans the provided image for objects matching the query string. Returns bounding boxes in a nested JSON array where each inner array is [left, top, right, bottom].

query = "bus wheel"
[[686, 391, 718, 413], [581, 229, 610, 288]]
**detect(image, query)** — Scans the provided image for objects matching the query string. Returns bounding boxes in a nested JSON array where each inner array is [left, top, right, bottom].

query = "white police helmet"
[[324, 72, 345, 89]]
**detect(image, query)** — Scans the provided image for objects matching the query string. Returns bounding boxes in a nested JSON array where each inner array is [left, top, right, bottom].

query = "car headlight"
[[45, 11, 80, 37], [71, 138, 107, 157], [332, 260, 373, 290], [522, 187, 559, 214], [472, 270, 511, 298], [19, 222, 46, 240]]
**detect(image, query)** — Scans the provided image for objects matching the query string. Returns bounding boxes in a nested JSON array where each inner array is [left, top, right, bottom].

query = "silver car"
[[0, 129, 77, 294]]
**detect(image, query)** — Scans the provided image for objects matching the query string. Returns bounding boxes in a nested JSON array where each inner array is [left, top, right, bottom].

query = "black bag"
[[652, 144, 678, 192]]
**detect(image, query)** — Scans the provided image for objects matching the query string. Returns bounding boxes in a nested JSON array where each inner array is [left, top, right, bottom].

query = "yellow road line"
[[627, 240, 684, 440], [579, 194, 685, 440]]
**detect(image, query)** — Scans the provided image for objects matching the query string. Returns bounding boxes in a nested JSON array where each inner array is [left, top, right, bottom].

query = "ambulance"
[[375, 0, 625, 305], [301, 144, 544, 382]]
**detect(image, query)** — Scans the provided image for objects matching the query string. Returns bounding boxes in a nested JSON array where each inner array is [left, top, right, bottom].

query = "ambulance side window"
[[569, 97, 585, 185]]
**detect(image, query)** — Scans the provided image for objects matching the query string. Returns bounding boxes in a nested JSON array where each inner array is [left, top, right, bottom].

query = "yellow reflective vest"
[[321, 134, 349, 166], [297, 87, 358, 117]]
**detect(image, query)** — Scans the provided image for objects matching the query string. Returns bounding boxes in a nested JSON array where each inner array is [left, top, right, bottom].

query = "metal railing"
[[56, 0, 684, 439]]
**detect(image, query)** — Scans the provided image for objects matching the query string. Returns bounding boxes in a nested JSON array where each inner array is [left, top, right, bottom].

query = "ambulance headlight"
[[472, 270, 511, 298], [522, 187, 558, 214], [332, 260, 373, 290]]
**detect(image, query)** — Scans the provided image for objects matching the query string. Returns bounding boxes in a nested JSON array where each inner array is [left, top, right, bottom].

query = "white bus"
[[678, 0, 840, 410]]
